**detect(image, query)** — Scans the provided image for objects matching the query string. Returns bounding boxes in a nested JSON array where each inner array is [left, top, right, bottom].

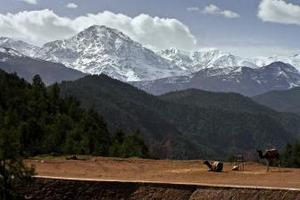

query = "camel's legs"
[[266, 160, 270, 172]]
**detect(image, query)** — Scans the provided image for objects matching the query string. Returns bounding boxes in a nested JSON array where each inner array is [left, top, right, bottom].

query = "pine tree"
[[0, 128, 34, 200]]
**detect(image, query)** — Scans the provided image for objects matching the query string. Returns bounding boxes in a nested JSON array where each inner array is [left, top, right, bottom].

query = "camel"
[[257, 149, 280, 171], [203, 160, 223, 172]]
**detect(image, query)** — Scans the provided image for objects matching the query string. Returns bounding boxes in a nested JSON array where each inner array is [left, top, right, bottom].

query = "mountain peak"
[[77, 25, 132, 42], [37, 26, 181, 82], [267, 61, 294, 69], [85, 25, 118, 33], [264, 61, 299, 74]]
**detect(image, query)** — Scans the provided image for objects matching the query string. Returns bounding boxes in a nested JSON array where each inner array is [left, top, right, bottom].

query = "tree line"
[[0, 71, 149, 158], [281, 141, 300, 168], [0, 70, 149, 199]]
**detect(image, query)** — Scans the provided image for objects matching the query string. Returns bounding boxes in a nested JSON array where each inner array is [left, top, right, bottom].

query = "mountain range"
[[132, 62, 300, 96], [158, 48, 300, 73], [59, 74, 300, 159], [1, 25, 300, 96]]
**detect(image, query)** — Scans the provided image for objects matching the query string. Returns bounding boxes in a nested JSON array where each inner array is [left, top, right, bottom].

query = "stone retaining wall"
[[19, 178, 300, 200]]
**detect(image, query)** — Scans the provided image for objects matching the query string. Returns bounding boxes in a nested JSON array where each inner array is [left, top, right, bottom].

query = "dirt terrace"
[[25, 156, 300, 189]]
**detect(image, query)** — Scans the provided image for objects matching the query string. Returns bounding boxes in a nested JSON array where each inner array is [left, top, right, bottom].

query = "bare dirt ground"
[[25, 157, 300, 189]]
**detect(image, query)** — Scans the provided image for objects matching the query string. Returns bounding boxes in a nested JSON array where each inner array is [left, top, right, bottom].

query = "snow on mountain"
[[254, 54, 300, 72], [132, 62, 300, 96], [0, 37, 40, 57], [36, 25, 182, 82], [1, 28, 300, 84], [158, 48, 259, 74], [0, 46, 24, 58]]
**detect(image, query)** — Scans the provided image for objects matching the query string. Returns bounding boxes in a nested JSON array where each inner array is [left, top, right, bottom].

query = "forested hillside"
[[253, 87, 300, 116], [160, 89, 273, 114], [59, 75, 300, 159], [160, 89, 300, 138], [0, 69, 149, 158]]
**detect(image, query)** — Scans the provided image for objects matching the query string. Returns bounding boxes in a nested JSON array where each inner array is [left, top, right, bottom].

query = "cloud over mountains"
[[0, 9, 197, 51]]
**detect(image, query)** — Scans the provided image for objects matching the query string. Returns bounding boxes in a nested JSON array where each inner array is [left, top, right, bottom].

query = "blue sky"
[[0, 0, 299, 57]]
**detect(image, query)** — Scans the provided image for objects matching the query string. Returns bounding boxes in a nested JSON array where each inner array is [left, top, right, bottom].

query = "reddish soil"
[[25, 157, 300, 189]]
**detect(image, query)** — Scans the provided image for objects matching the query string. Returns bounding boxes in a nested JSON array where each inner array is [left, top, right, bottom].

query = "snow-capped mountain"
[[132, 62, 300, 96], [158, 48, 259, 73], [0, 37, 40, 57], [36, 25, 182, 82], [0, 26, 300, 95]]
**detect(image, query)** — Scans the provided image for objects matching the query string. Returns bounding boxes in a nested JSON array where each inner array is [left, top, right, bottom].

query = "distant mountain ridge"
[[0, 37, 39, 57], [253, 87, 300, 115], [254, 54, 300, 72], [132, 62, 300, 96], [158, 48, 259, 73], [0, 47, 85, 85]]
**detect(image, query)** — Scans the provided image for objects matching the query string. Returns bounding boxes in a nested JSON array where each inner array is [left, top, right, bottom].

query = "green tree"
[[0, 128, 34, 200], [122, 130, 149, 158], [109, 130, 149, 158], [109, 130, 126, 157], [281, 142, 300, 168]]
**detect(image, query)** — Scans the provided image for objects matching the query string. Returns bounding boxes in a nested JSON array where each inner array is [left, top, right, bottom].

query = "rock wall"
[[19, 178, 300, 200]]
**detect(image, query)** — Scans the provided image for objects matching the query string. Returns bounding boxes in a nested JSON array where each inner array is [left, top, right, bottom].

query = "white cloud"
[[188, 4, 240, 19], [258, 0, 300, 26], [21, 0, 38, 4], [0, 9, 197, 51], [202, 4, 240, 18], [66, 3, 78, 9]]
